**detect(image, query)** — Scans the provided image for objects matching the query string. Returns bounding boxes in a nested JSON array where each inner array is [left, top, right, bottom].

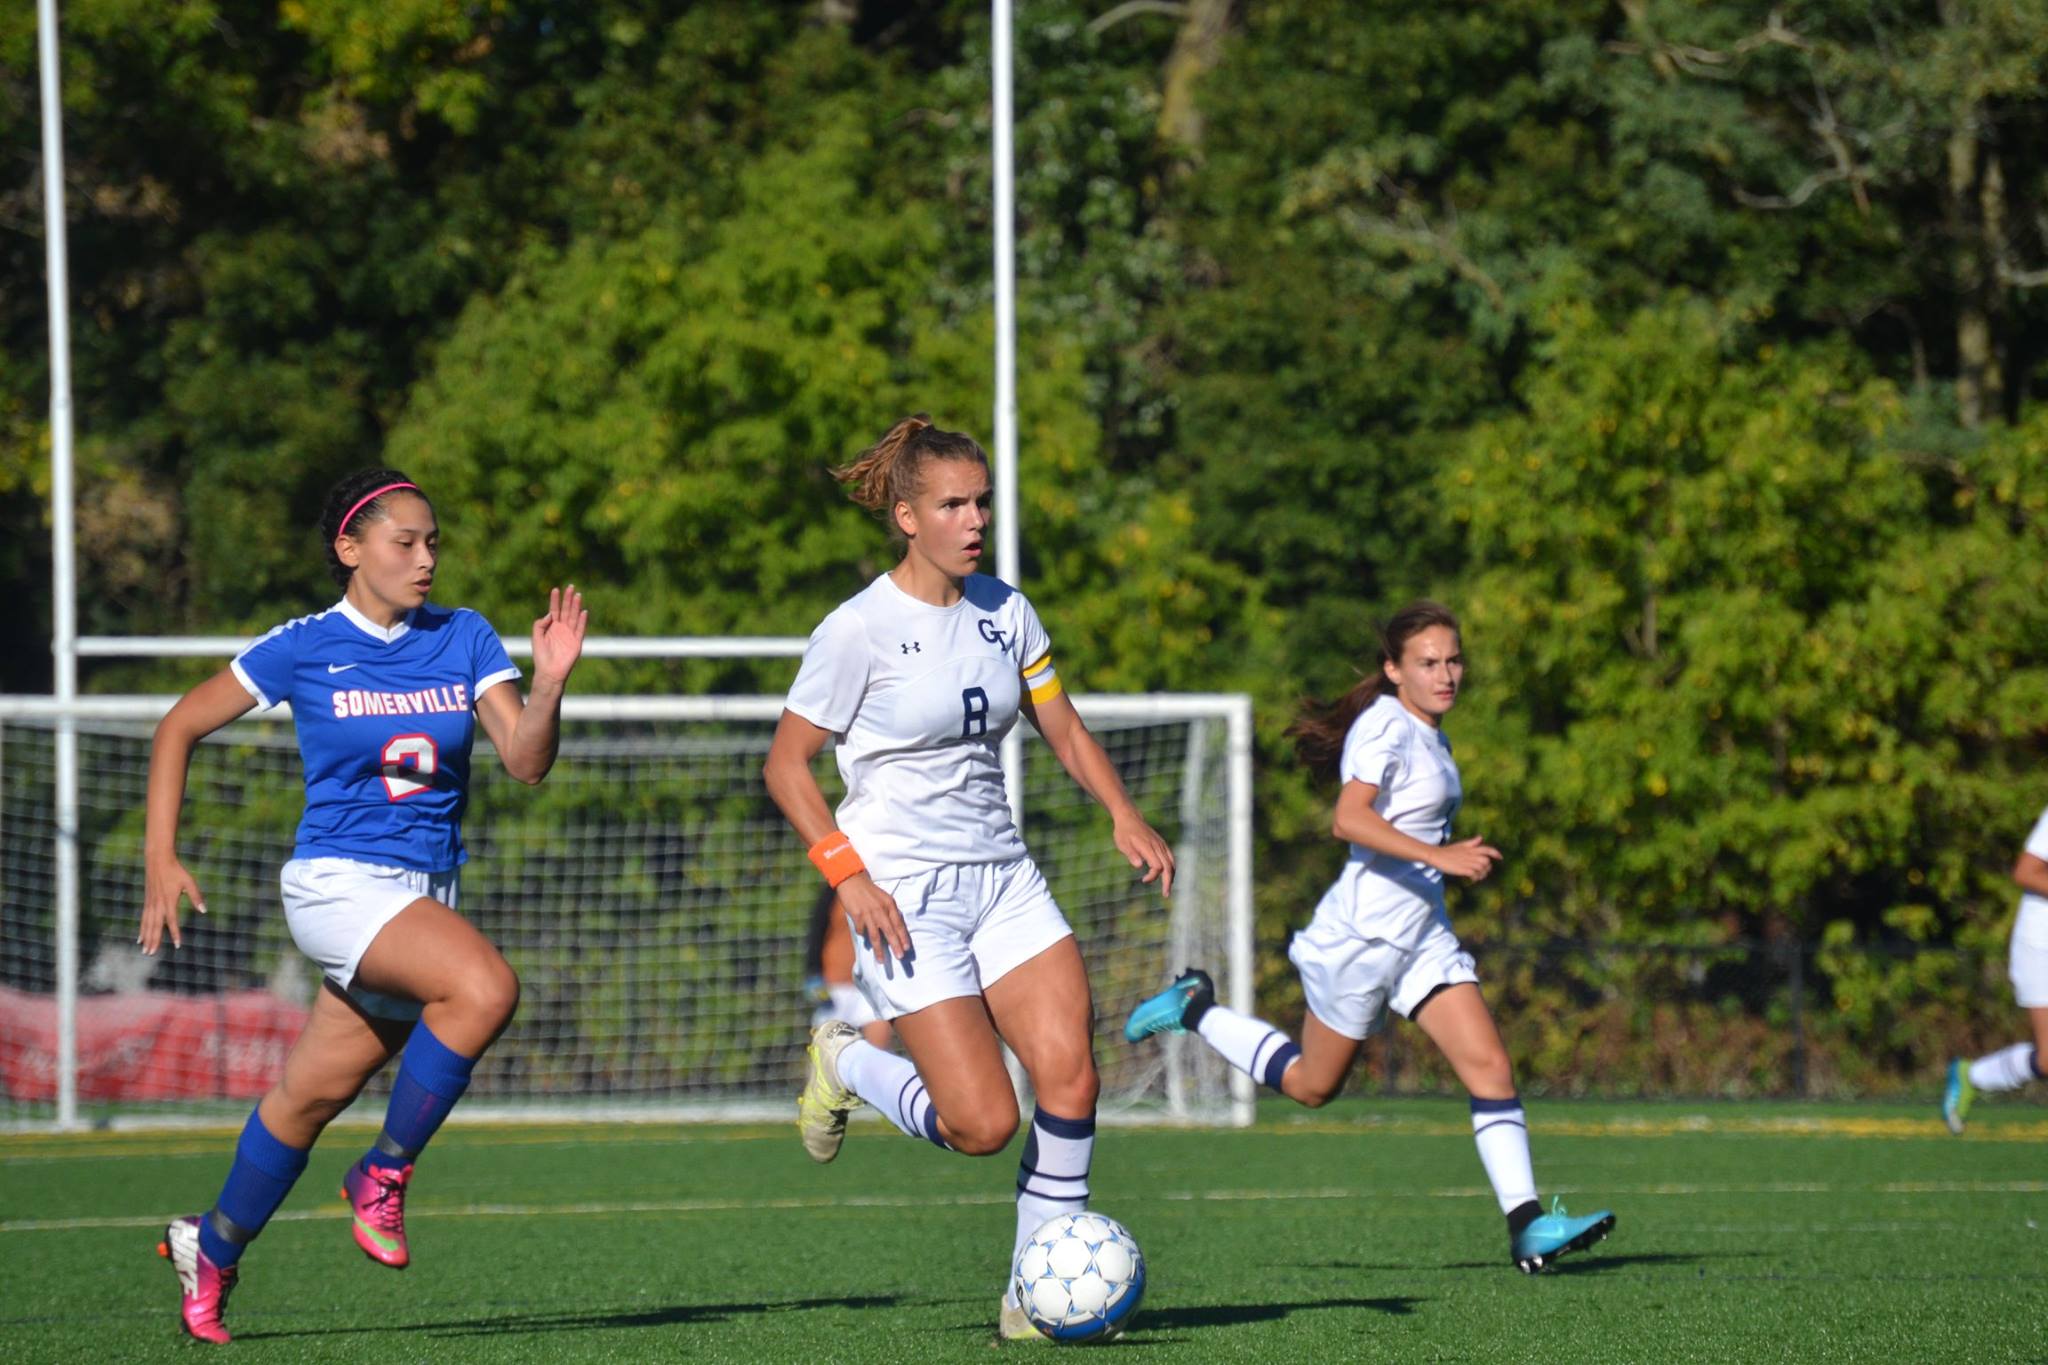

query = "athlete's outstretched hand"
[[839, 873, 911, 966], [139, 853, 207, 955], [532, 584, 588, 686], [1431, 835, 1502, 882], [1114, 812, 1176, 900]]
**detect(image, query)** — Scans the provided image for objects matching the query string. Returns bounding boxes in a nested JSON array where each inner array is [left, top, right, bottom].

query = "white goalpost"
[[0, 690, 1254, 1130], [18, 4, 1258, 1133]]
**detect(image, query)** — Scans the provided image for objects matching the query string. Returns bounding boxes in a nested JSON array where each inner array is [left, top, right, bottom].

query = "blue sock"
[[361, 1022, 478, 1175], [200, 1109, 310, 1268]]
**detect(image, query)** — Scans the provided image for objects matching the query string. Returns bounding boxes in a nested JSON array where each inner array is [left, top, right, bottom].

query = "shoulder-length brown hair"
[[1286, 601, 1462, 781]]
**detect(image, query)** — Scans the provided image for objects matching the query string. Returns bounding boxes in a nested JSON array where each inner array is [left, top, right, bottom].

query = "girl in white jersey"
[[1942, 804, 2048, 1131], [136, 468, 586, 1343], [764, 415, 1175, 1341], [1124, 602, 1616, 1273]]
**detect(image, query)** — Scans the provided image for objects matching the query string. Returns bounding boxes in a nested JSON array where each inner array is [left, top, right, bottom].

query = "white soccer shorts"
[[1287, 913, 1479, 1041], [2012, 902, 2048, 1008], [849, 856, 1074, 1021], [279, 857, 458, 1021]]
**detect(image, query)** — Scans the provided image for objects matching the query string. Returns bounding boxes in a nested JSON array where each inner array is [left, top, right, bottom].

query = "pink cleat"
[[341, 1161, 414, 1269], [157, 1214, 237, 1345]]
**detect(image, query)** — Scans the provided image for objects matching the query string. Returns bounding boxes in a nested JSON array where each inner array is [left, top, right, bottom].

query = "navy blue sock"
[[1013, 1106, 1097, 1286], [1194, 1006, 1302, 1094], [1262, 1041, 1303, 1093], [894, 1073, 952, 1150], [361, 1022, 478, 1175], [200, 1108, 310, 1268]]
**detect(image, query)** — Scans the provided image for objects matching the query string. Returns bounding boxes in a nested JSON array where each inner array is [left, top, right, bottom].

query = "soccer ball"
[[1011, 1210, 1145, 1343]]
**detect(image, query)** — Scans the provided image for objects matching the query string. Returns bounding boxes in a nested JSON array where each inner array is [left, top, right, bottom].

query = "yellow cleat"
[[998, 1299, 1045, 1342], [797, 1020, 863, 1163]]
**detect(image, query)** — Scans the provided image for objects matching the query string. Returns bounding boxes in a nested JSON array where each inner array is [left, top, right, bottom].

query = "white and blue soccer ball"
[[1011, 1210, 1146, 1343]]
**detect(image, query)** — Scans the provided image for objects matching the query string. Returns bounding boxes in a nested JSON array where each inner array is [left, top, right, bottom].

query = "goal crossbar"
[[0, 694, 1254, 724], [72, 636, 809, 659]]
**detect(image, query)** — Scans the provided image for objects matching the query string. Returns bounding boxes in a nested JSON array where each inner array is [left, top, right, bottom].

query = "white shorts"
[[812, 981, 881, 1031], [851, 856, 1073, 1021], [2012, 902, 2048, 1008], [280, 857, 458, 1021], [1287, 913, 1479, 1041]]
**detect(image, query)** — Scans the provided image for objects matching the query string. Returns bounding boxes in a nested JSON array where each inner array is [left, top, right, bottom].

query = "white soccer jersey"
[[2022, 806, 2048, 900], [784, 572, 1059, 881], [1309, 692, 1464, 950], [2014, 806, 2048, 1001]]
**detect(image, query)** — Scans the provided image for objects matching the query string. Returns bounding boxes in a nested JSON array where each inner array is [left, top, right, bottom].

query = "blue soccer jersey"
[[232, 598, 521, 872]]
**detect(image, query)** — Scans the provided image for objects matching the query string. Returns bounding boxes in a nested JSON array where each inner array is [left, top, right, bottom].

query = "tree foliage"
[[10, 0, 2048, 1084]]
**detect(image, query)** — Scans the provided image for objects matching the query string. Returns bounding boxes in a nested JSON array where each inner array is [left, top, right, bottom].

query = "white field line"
[[6, 1179, 2042, 1236], [9, 1112, 2048, 1164]]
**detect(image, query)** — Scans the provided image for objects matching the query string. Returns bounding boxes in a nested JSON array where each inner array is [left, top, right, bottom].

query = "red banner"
[[0, 987, 306, 1102]]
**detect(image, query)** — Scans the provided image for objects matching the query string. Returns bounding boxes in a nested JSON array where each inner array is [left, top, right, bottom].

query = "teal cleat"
[[1942, 1058, 1975, 1135], [1122, 968, 1215, 1042], [1511, 1198, 1616, 1274]]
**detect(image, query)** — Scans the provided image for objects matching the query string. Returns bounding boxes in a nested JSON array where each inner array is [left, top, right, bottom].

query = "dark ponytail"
[[1287, 601, 1462, 781], [320, 468, 429, 587]]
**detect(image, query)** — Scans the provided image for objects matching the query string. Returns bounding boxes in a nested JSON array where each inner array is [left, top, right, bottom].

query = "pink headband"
[[340, 481, 421, 533]]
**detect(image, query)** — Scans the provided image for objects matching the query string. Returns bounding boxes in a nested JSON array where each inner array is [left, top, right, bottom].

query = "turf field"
[[4, 1098, 2044, 1362]]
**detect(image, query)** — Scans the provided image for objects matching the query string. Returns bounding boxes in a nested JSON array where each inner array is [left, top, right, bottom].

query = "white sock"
[[835, 1039, 949, 1147], [1009, 1107, 1095, 1307], [1195, 1006, 1302, 1091], [1471, 1096, 1538, 1215], [1968, 1042, 2043, 1093]]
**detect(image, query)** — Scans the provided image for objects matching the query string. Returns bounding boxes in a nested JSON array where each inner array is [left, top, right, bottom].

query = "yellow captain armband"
[[1022, 651, 1063, 704]]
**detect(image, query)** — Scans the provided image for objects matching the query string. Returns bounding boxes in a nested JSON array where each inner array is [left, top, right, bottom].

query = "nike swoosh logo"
[[326, 663, 359, 674], [352, 1213, 405, 1253]]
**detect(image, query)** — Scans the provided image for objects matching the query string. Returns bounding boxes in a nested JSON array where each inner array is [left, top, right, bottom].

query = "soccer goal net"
[[0, 695, 1253, 1130]]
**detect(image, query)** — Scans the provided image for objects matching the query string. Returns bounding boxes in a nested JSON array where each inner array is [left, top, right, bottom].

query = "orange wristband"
[[808, 831, 866, 888]]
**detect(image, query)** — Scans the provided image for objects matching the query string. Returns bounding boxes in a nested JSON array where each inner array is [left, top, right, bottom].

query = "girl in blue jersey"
[[137, 469, 586, 1344]]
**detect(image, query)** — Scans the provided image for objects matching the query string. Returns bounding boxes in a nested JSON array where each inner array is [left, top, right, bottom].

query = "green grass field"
[[5, 1099, 2044, 1362]]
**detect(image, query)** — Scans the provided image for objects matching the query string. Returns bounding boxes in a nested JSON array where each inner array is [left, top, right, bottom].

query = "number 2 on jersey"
[[380, 733, 439, 800]]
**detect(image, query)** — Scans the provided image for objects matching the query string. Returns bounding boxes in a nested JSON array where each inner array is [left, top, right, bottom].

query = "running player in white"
[[1124, 602, 1615, 1273], [138, 469, 587, 1343], [763, 415, 1175, 1341], [1943, 804, 2048, 1131]]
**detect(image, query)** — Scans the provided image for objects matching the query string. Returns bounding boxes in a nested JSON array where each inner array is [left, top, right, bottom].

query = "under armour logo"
[[976, 619, 1010, 650], [901, 642, 921, 654]]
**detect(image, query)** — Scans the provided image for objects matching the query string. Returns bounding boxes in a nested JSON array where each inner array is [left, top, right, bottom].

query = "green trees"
[[12, 0, 2048, 1087], [1437, 288, 2046, 1071], [1598, 0, 2048, 426]]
